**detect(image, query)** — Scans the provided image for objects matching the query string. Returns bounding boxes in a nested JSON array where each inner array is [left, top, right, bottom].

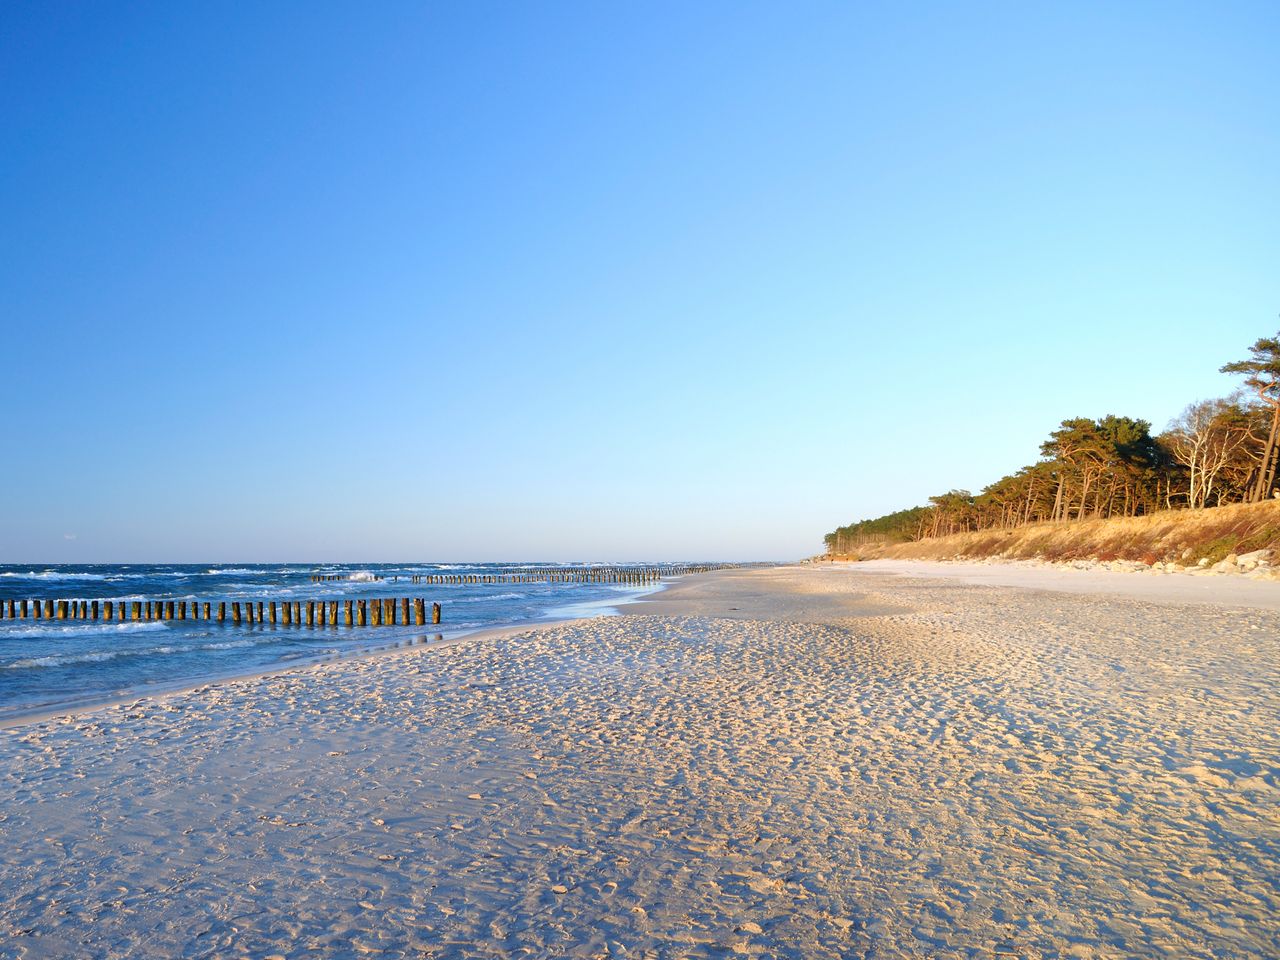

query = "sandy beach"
[[2, 563, 1279, 958]]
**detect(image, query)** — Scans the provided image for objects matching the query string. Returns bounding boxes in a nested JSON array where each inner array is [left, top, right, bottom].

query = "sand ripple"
[[1, 567, 1278, 958]]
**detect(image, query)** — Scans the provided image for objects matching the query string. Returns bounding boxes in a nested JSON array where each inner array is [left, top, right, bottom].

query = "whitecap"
[[201, 639, 256, 651], [0, 570, 107, 581], [3, 634, 265, 669], [451, 592, 526, 603], [0, 621, 170, 640], [6, 650, 124, 669]]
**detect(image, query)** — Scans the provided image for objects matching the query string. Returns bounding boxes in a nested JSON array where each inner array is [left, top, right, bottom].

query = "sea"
[[0, 562, 669, 722]]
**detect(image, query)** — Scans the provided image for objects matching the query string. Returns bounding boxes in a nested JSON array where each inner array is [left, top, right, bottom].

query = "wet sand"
[[2, 563, 1278, 958]]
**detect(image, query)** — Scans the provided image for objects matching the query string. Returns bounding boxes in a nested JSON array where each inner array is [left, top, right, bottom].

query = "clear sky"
[[2, 2, 1277, 562]]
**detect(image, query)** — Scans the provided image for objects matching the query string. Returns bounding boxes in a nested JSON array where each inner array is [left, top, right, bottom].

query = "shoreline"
[[0, 617, 583, 732], [11, 555, 1277, 731], [3, 565, 1278, 956], [0, 577, 671, 731]]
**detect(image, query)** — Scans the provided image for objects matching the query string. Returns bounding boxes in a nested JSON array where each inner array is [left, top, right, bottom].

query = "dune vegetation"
[[826, 331, 1280, 564], [837, 498, 1280, 568]]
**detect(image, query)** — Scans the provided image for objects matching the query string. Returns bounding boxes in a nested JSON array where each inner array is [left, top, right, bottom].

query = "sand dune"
[[1, 565, 1278, 958]]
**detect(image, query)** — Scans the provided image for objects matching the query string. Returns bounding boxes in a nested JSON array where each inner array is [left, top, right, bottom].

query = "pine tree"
[[1221, 332, 1280, 501]]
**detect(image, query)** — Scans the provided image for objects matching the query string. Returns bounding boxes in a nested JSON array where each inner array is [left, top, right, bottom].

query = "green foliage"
[[822, 330, 1280, 552], [1221, 332, 1280, 399], [1188, 535, 1240, 565], [1236, 525, 1280, 554], [825, 506, 930, 550]]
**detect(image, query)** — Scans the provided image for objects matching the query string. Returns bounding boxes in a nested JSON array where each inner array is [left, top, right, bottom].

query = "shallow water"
[[0, 563, 663, 720]]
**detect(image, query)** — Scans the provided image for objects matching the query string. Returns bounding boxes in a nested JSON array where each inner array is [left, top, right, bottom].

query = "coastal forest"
[[825, 332, 1280, 552]]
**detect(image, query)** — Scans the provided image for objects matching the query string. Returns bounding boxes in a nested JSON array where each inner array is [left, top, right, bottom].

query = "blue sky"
[[2, 2, 1277, 561]]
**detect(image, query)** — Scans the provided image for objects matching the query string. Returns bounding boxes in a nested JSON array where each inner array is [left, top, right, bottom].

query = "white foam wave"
[[6, 651, 124, 668], [0, 621, 171, 640], [21, 592, 210, 604], [201, 639, 256, 651], [110, 570, 190, 578], [0, 571, 107, 581], [4, 636, 263, 669], [452, 592, 525, 603]]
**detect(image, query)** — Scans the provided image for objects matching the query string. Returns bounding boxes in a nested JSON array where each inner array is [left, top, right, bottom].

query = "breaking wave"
[[0, 621, 171, 640], [4, 637, 261, 670], [0, 571, 108, 582]]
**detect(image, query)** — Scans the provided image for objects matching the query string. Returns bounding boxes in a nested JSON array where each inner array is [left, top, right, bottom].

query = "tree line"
[[825, 331, 1280, 552]]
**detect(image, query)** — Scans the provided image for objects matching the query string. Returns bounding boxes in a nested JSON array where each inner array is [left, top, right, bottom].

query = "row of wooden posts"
[[0, 564, 739, 628], [307, 564, 731, 585], [0, 597, 441, 627], [409, 567, 660, 585]]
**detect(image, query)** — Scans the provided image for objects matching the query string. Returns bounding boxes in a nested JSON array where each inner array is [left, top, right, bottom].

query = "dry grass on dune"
[[847, 499, 1280, 566]]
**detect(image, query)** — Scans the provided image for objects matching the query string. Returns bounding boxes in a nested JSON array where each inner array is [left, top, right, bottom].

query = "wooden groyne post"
[[0, 562, 752, 631], [2, 595, 441, 629]]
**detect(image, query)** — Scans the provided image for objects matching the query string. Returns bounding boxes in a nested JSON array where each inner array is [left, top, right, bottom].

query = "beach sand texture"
[[2, 565, 1278, 958]]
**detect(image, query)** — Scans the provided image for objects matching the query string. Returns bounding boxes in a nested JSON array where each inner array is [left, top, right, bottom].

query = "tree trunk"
[[1264, 442, 1280, 501], [1253, 405, 1280, 502], [1077, 471, 1094, 521]]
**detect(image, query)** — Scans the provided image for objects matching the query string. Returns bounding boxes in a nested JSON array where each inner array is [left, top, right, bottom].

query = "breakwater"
[[0, 597, 442, 626], [396, 564, 724, 586]]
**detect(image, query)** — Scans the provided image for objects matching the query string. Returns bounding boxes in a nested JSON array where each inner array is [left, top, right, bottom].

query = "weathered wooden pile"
[[408, 564, 729, 585], [0, 564, 739, 630], [0, 598, 441, 626]]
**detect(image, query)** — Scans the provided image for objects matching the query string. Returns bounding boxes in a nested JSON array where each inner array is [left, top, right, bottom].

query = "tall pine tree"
[[1221, 332, 1280, 501]]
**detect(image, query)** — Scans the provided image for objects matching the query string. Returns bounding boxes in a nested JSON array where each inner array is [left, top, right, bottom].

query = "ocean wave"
[[107, 571, 190, 579], [6, 651, 124, 669], [451, 592, 525, 603], [0, 621, 171, 640], [348, 571, 379, 582], [18, 592, 211, 604], [145, 639, 256, 655], [0, 571, 108, 581], [215, 585, 354, 600], [0, 569, 194, 583], [4, 636, 262, 670]]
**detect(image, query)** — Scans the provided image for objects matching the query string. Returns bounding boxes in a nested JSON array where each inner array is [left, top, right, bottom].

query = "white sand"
[[1, 565, 1278, 958], [854, 557, 1280, 610]]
